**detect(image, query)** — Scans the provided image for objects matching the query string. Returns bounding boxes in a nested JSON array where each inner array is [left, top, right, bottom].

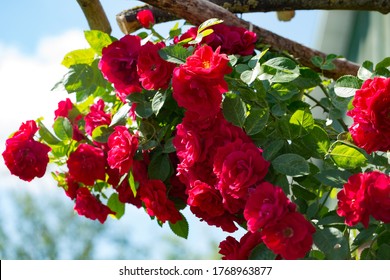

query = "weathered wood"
[[76, 0, 112, 34], [140, 0, 359, 79]]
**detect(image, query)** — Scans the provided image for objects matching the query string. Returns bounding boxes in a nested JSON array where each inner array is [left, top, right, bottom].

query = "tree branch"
[[135, 0, 359, 79], [76, 0, 112, 34], [116, 0, 390, 34]]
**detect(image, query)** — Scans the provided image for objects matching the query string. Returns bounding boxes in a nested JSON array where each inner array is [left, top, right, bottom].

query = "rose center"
[[283, 227, 294, 238]]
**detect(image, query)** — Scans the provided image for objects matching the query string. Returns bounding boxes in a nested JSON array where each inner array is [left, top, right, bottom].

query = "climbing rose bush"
[[2, 16, 390, 260]]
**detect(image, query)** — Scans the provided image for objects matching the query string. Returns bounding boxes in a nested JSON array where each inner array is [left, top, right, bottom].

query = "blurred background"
[[0, 0, 388, 259]]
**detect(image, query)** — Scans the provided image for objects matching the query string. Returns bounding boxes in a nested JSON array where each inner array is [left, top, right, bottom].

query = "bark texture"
[[76, 0, 111, 34]]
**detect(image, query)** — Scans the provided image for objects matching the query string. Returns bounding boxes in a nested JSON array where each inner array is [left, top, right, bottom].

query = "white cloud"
[[0, 30, 88, 146]]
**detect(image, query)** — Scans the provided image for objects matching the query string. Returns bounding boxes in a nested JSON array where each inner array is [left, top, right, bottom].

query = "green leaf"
[[289, 109, 314, 138], [292, 184, 317, 201], [128, 171, 139, 197], [293, 67, 322, 89], [158, 45, 193, 64], [377, 244, 390, 259], [197, 18, 223, 33], [270, 83, 300, 100], [151, 91, 166, 115], [63, 64, 95, 94], [61, 48, 96, 68], [91, 125, 113, 143], [314, 168, 352, 188], [222, 94, 247, 127], [240, 64, 261, 84], [262, 57, 300, 83], [301, 125, 330, 158], [272, 153, 310, 177], [84, 30, 115, 55], [311, 56, 323, 68], [244, 106, 269, 135], [37, 119, 61, 145], [148, 152, 171, 181], [375, 57, 390, 70], [163, 137, 176, 153], [53, 117, 73, 141], [169, 22, 181, 38], [249, 243, 277, 260], [334, 75, 361, 98], [317, 211, 345, 226], [328, 142, 368, 169], [313, 227, 350, 259], [358, 60, 374, 80], [135, 102, 153, 118], [110, 103, 131, 127], [352, 226, 377, 248], [169, 214, 189, 239], [262, 139, 285, 161], [107, 193, 125, 220]]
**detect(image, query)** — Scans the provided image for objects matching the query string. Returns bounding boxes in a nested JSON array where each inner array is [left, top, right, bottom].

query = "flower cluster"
[[3, 11, 390, 260], [337, 171, 390, 227]]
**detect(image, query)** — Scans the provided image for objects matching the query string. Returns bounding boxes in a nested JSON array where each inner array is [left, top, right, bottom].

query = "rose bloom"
[[99, 35, 142, 102], [214, 140, 270, 214], [366, 172, 390, 223], [67, 143, 106, 186], [138, 179, 182, 224], [219, 231, 263, 260], [175, 24, 257, 56], [137, 42, 175, 90], [203, 23, 257, 56], [2, 120, 51, 182], [244, 182, 296, 232], [136, 9, 155, 29], [261, 212, 315, 260], [347, 77, 390, 153], [107, 126, 138, 175], [84, 99, 111, 136], [172, 46, 232, 117], [187, 180, 225, 218], [337, 171, 390, 227], [336, 172, 371, 227], [74, 187, 115, 223], [113, 176, 142, 208]]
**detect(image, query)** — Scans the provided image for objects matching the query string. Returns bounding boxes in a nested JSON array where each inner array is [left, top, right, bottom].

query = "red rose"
[[54, 98, 73, 119], [84, 99, 111, 136], [113, 176, 142, 208], [74, 187, 115, 223], [138, 179, 182, 223], [219, 231, 263, 260], [203, 23, 257, 56], [136, 9, 155, 29], [214, 140, 270, 213], [107, 126, 138, 175], [261, 212, 315, 260], [337, 171, 390, 227], [67, 143, 106, 186], [137, 42, 175, 90], [64, 173, 80, 200], [172, 46, 232, 117], [99, 35, 142, 102], [2, 120, 51, 182], [336, 172, 371, 227], [187, 180, 225, 217], [244, 182, 296, 232], [347, 77, 390, 153], [366, 172, 390, 223]]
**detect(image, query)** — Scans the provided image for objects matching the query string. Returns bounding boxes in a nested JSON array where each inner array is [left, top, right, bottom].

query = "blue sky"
[[0, 1, 324, 259]]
